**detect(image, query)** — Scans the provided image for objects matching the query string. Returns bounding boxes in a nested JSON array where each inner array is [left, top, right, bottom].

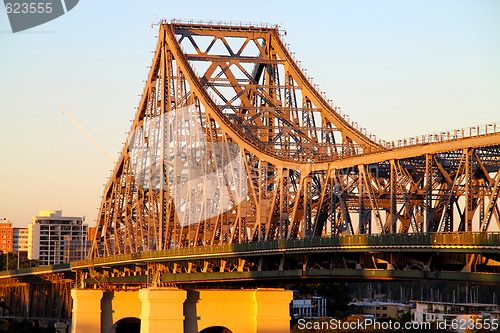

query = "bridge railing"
[[294, 232, 500, 248], [75, 232, 500, 269], [250, 232, 500, 250], [0, 263, 70, 278], [383, 122, 500, 150], [169, 19, 277, 30]]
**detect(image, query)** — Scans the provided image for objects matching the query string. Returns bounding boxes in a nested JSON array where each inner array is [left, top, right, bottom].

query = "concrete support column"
[[196, 289, 257, 333], [255, 289, 293, 333], [194, 288, 292, 333], [71, 289, 104, 333], [139, 288, 187, 333]]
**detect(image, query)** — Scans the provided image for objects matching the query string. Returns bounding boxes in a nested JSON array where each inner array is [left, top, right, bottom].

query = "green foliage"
[[19, 259, 40, 269], [0, 252, 18, 271], [0, 252, 40, 271]]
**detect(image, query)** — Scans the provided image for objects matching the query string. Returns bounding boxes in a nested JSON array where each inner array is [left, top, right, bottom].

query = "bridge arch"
[[199, 326, 233, 333], [113, 317, 140, 333], [101, 290, 142, 333]]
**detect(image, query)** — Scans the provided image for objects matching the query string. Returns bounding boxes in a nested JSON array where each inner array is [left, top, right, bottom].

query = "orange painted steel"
[[90, 22, 500, 259]]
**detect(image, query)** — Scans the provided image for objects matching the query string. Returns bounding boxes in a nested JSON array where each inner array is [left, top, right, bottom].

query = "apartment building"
[[0, 219, 13, 252], [28, 210, 88, 265], [350, 300, 411, 319], [412, 300, 500, 328], [13, 227, 29, 259]]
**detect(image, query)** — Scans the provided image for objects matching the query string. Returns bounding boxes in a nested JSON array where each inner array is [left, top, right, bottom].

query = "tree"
[[0, 252, 18, 271]]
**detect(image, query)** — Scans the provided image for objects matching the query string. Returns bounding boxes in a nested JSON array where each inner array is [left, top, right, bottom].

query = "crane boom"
[[61, 110, 114, 164]]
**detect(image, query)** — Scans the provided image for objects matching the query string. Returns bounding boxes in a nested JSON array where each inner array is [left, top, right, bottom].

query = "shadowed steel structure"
[[0, 264, 73, 321], [89, 20, 500, 277]]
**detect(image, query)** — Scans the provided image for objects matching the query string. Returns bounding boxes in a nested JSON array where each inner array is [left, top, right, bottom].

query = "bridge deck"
[[74, 232, 500, 269], [0, 263, 71, 280], [67, 233, 500, 286], [0, 233, 499, 288]]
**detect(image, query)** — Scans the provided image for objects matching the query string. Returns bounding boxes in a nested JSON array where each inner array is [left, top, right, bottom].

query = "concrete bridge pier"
[[71, 288, 292, 333], [71, 289, 104, 333], [140, 288, 187, 333]]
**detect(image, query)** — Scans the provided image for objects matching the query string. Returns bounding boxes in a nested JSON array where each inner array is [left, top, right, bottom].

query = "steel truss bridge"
[[87, 21, 500, 279], [1, 20, 500, 321]]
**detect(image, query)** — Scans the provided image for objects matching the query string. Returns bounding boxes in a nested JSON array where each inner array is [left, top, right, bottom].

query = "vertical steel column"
[[335, 169, 353, 234], [304, 175, 312, 238], [425, 154, 433, 232], [158, 42, 167, 251], [279, 168, 289, 239], [359, 172, 366, 234], [479, 195, 484, 228], [465, 148, 473, 232], [390, 160, 397, 233], [259, 160, 266, 241], [330, 177, 337, 236]]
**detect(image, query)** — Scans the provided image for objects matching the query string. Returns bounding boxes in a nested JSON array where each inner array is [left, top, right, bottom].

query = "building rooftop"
[[0, 219, 12, 226], [33, 210, 84, 224]]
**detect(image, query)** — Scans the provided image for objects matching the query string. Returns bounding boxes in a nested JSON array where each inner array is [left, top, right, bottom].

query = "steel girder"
[[90, 22, 500, 258]]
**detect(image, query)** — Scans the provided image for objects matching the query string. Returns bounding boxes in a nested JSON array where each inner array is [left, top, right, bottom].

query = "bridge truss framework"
[[90, 21, 500, 277]]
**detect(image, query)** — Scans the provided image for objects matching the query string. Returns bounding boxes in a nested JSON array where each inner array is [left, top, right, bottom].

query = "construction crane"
[[61, 109, 114, 164]]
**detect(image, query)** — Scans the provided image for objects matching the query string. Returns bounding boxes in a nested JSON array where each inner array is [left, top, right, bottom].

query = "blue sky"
[[0, 0, 499, 227]]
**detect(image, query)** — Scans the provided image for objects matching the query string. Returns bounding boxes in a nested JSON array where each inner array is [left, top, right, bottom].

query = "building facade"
[[28, 210, 88, 265], [13, 227, 29, 259], [350, 300, 411, 319], [0, 219, 13, 252], [412, 300, 500, 331], [63, 238, 92, 262], [291, 291, 328, 318]]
